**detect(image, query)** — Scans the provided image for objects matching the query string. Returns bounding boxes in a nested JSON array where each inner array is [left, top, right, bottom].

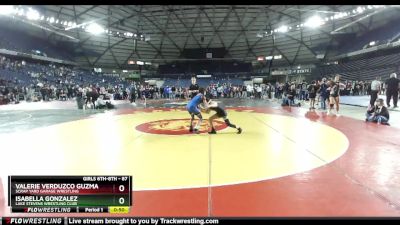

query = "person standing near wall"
[[385, 73, 400, 108], [189, 76, 199, 99], [370, 77, 381, 108]]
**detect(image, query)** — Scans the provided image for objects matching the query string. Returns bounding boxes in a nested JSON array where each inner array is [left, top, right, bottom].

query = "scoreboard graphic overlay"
[[8, 176, 132, 213]]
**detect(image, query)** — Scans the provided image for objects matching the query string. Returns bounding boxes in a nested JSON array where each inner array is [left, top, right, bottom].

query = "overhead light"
[[274, 55, 282, 59], [304, 15, 324, 28], [137, 61, 144, 65], [265, 56, 273, 60], [63, 21, 68, 26], [277, 25, 288, 33], [26, 8, 40, 20], [257, 56, 265, 61], [86, 23, 104, 35], [0, 5, 15, 15], [40, 15, 44, 20], [367, 5, 373, 9], [49, 17, 55, 23], [297, 66, 301, 69], [55, 19, 59, 23], [369, 41, 376, 46], [17, 9, 24, 16], [68, 21, 72, 27], [145, 62, 152, 65], [122, 70, 128, 72], [357, 6, 363, 13], [324, 17, 329, 21]]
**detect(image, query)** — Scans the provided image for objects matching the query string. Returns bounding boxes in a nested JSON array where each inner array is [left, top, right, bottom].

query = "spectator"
[[319, 78, 329, 110], [370, 76, 381, 107], [366, 98, 390, 125], [385, 73, 400, 108], [307, 80, 318, 110], [96, 95, 114, 109], [282, 84, 300, 107]]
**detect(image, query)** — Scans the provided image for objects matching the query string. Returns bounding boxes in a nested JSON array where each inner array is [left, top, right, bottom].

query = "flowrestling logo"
[[135, 119, 227, 135]]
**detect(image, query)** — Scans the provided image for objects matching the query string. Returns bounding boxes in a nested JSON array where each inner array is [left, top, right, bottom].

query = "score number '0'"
[[118, 185, 125, 205]]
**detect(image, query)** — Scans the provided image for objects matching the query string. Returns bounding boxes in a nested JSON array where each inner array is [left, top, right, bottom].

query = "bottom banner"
[[2, 217, 400, 225], [1, 217, 219, 225]]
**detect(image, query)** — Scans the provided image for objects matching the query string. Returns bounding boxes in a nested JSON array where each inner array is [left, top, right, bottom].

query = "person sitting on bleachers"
[[365, 98, 390, 125], [59, 89, 67, 101]]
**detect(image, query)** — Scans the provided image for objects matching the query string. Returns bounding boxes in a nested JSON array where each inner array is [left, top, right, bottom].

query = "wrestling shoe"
[[237, 127, 242, 134], [208, 130, 217, 134]]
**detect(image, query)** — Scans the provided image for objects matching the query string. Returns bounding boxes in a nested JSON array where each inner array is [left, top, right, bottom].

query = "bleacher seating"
[[338, 20, 400, 54], [160, 78, 243, 88], [0, 58, 130, 89], [0, 25, 74, 61], [316, 51, 400, 81]]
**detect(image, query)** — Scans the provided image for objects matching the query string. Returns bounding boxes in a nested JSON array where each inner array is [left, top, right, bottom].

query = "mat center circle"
[[135, 118, 227, 135]]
